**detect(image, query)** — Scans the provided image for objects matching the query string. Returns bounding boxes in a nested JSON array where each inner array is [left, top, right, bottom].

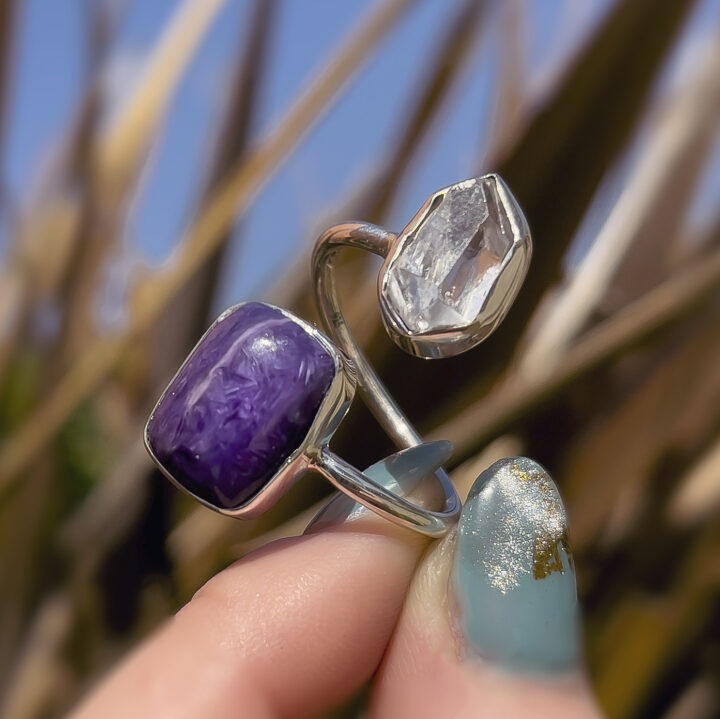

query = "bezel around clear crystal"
[[377, 174, 531, 359], [144, 302, 357, 518]]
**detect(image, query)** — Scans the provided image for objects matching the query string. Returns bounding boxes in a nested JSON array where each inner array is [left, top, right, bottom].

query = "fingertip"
[[451, 457, 580, 674], [373, 457, 603, 719]]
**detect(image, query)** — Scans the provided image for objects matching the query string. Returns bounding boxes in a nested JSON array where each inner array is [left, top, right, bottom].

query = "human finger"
[[372, 457, 604, 719], [70, 442, 452, 719]]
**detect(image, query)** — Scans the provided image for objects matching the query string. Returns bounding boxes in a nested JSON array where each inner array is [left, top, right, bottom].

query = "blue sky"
[[2, 0, 719, 315]]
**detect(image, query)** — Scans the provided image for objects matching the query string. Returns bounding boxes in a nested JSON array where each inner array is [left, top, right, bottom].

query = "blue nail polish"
[[306, 440, 454, 531], [450, 457, 581, 674]]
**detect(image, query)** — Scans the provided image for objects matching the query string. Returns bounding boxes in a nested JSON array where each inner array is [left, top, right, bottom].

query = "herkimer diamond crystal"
[[382, 177, 517, 334]]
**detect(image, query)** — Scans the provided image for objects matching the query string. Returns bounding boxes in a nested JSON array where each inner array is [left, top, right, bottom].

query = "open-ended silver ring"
[[311, 174, 531, 531], [144, 175, 531, 537]]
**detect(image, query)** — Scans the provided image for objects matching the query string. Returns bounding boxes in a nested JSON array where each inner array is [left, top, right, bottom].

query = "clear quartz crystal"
[[384, 178, 514, 333]]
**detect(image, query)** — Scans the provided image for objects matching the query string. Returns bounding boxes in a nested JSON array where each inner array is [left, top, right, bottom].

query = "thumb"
[[371, 457, 604, 718]]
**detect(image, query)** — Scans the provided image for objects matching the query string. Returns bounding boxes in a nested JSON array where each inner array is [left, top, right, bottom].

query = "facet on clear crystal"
[[381, 177, 518, 334]]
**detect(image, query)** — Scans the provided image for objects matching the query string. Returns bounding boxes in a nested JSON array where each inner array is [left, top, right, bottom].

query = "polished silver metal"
[[144, 302, 456, 537], [312, 174, 531, 531], [313, 223, 413, 447], [379, 174, 532, 359], [313, 228, 462, 534]]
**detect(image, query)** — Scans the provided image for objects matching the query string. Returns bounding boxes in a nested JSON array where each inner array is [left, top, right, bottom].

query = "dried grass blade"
[[361, 0, 485, 222], [519, 34, 720, 378], [152, 0, 277, 378], [95, 0, 229, 194], [347, 0, 698, 437], [272, 0, 485, 321], [471, 0, 698, 366], [0, 0, 417, 499], [481, 0, 526, 162], [429, 243, 720, 462], [667, 437, 720, 528]]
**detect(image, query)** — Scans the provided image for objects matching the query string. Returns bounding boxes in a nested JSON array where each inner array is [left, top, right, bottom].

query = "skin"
[[70, 464, 604, 719]]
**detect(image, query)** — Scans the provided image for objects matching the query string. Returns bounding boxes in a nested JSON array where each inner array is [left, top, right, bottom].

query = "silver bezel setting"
[[377, 173, 532, 359], [144, 302, 357, 518]]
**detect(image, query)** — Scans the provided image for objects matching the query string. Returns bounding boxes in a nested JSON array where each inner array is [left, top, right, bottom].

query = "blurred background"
[[0, 0, 719, 717]]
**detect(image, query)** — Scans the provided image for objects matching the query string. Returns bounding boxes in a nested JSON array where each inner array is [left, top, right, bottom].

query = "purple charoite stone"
[[146, 302, 336, 509]]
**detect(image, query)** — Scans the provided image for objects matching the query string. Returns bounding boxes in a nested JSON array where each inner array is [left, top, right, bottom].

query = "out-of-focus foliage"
[[1, 1, 719, 717]]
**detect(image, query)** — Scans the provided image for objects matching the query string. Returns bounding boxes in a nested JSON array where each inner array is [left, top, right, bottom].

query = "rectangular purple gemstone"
[[146, 303, 336, 509]]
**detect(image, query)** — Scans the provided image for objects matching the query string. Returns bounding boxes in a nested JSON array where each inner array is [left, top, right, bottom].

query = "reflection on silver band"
[[311, 175, 531, 536], [312, 222, 462, 535]]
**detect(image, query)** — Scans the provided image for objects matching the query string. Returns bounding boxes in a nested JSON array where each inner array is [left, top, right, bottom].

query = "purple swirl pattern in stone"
[[146, 303, 336, 509]]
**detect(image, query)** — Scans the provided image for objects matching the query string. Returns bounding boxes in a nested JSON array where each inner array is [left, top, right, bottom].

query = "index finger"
[[69, 442, 452, 719]]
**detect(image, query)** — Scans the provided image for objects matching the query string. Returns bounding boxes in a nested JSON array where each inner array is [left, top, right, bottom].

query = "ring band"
[[311, 175, 531, 535], [312, 225, 462, 535], [144, 175, 530, 538]]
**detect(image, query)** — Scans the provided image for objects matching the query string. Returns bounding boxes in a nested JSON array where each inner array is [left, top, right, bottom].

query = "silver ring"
[[311, 174, 531, 533], [144, 175, 530, 538], [144, 301, 455, 537]]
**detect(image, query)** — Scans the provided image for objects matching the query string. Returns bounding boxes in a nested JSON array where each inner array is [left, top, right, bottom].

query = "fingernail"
[[305, 440, 454, 532], [450, 457, 581, 675]]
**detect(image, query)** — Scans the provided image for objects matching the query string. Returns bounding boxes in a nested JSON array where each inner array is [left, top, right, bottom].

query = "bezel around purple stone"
[[144, 302, 356, 518]]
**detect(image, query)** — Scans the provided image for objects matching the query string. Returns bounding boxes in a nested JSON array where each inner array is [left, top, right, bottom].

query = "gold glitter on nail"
[[480, 459, 567, 593], [533, 533, 568, 580]]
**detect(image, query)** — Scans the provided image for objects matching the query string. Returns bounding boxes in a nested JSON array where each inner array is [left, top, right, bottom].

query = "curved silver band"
[[312, 447, 449, 536], [312, 222, 461, 536]]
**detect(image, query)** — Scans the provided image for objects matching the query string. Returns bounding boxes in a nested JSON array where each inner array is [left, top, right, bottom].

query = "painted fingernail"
[[306, 440, 454, 532], [450, 456, 581, 675]]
